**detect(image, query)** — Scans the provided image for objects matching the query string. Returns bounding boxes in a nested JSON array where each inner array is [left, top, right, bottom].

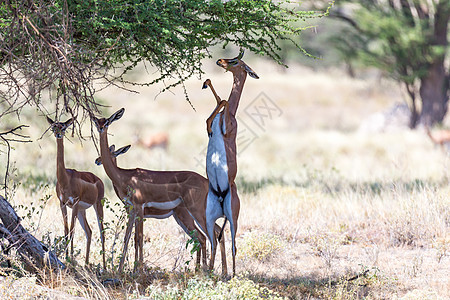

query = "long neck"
[[56, 138, 69, 185], [228, 70, 247, 116], [99, 129, 125, 186]]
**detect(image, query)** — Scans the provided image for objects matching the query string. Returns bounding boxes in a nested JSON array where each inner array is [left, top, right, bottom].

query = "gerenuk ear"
[[64, 117, 75, 128], [244, 65, 259, 79], [46, 116, 55, 125], [114, 145, 131, 157], [107, 108, 125, 126]]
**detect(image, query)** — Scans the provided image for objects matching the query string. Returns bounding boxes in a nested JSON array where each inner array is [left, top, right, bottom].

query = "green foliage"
[[352, 8, 430, 84], [0, 0, 326, 119], [184, 230, 200, 268], [330, 1, 449, 84], [309, 0, 450, 126], [67, 0, 319, 64], [101, 196, 129, 270]]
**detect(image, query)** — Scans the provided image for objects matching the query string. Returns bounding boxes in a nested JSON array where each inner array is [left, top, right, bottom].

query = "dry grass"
[[0, 62, 449, 299]]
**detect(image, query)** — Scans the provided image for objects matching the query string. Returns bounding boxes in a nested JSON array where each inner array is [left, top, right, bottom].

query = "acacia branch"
[[0, 0, 321, 130], [329, 11, 360, 31], [0, 125, 31, 199]]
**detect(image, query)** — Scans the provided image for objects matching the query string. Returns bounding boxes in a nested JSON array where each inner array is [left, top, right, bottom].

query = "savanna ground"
[[0, 59, 449, 299]]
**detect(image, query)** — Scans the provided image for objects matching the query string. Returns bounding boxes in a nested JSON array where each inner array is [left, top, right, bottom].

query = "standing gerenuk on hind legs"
[[203, 50, 259, 276]]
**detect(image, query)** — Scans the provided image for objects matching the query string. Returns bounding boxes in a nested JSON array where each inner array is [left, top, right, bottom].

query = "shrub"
[[239, 232, 284, 262], [143, 275, 284, 299]]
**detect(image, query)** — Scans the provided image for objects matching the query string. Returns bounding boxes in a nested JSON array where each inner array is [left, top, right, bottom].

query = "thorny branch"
[[0, 0, 323, 133], [0, 125, 31, 199], [0, 1, 114, 126]]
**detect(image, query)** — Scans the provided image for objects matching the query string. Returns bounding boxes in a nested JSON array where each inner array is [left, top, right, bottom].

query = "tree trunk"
[[0, 195, 65, 271], [418, 0, 449, 126], [419, 63, 448, 126]]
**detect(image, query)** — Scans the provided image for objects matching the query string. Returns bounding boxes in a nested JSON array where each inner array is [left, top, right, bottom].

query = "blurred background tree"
[[305, 0, 449, 128], [0, 0, 323, 125]]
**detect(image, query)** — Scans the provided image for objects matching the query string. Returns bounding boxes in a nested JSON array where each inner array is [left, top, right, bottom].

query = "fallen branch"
[[0, 195, 65, 271]]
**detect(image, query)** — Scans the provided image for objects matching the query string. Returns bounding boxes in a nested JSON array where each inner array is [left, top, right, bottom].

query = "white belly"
[[78, 201, 93, 210]]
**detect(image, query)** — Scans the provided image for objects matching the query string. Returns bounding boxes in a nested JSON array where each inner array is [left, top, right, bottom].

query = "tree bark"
[[418, 0, 449, 126], [0, 195, 65, 271], [419, 62, 449, 126]]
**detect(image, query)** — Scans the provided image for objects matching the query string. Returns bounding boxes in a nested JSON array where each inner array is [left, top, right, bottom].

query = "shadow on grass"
[[246, 273, 320, 299], [237, 175, 448, 196], [246, 268, 384, 299], [16, 172, 53, 190]]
